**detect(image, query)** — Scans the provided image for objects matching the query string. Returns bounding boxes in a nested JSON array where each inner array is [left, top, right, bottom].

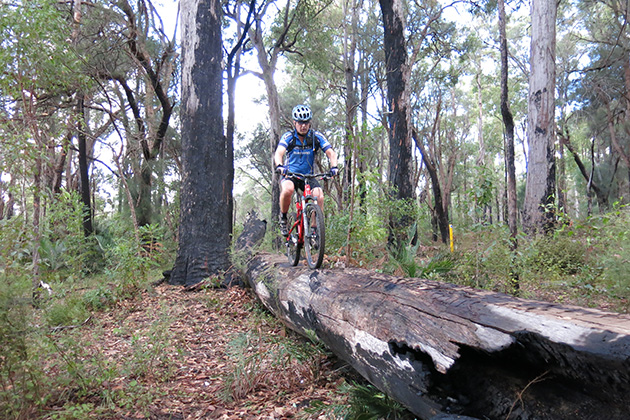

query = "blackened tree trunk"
[[523, 0, 557, 234], [170, 0, 233, 287], [342, 0, 359, 206], [73, 0, 92, 236], [378, 0, 416, 248], [77, 96, 93, 236]]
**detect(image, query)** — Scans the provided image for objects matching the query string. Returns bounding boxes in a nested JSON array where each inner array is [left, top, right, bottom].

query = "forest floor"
[[56, 283, 355, 420], [40, 248, 628, 420]]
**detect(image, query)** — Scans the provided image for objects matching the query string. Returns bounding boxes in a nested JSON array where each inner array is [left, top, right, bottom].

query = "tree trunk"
[[171, 0, 233, 287], [246, 252, 630, 420], [560, 132, 609, 211], [343, 0, 359, 206], [523, 0, 557, 235], [77, 96, 93, 236], [378, 0, 416, 248], [413, 113, 449, 244], [248, 5, 287, 238], [498, 0, 518, 239]]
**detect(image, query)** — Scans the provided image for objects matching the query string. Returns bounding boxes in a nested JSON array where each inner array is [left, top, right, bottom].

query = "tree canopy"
[[2, 0, 630, 285]]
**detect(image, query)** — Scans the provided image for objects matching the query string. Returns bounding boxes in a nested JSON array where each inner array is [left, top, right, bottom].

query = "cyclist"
[[274, 104, 338, 236]]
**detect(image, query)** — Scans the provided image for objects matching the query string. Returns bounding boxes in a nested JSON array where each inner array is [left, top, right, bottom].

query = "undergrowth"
[[3, 191, 630, 419]]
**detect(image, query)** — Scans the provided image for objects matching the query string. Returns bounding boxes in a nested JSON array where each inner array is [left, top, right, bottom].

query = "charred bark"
[[171, 0, 232, 287], [498, 0, 517, 240], [379, 0, 417, 249], [246, 252, 630, 420], [77, 96, 93, 236]]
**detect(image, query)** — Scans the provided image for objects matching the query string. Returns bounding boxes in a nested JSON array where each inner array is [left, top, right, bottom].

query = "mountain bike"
[[283, 172, 330, 269]]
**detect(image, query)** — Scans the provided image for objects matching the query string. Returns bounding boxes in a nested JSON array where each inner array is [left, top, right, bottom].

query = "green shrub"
[[39, 190, 89, 277], [588, 208, 630, 299], [103, 226, 161, 298], [46, 295, 90, 327], [345, 383, 413, 420], [521, 234, 587, 276], [449, 226, 517, 291], [0, 278, 43, 419], [82, 285, 116, 311], [326, 208, 387, 265]]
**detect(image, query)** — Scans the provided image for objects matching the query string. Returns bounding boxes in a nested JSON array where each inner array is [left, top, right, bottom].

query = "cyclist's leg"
[[279, 178, 295, 235], [311, 187, 324, 213], [308, 179, 324, 211], [309, 179, 324, 229], [279, 178, 295, 214]]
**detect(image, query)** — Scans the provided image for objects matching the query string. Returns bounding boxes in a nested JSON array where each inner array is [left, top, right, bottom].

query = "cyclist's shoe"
[[279, 215, 288, 236], [310, 227, 318, 248]]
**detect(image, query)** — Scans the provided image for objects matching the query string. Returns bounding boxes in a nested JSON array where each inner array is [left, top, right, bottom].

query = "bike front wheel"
[[286, 212, 301, 266], [304, 203, 325, 269]]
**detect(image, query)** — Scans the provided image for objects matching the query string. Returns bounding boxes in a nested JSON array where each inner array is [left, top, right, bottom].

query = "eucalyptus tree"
[[170, 0, 232, 287], [554, 1, 590, 216], [281, 0, 385, 201], [378, 0, 417, 248], [224, 0, 256, 170], [522, 0, 557, 234], [498, 0, 518, 239]]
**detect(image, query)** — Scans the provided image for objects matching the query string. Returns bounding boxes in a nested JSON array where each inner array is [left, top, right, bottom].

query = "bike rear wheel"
[[304, 203, 325, 269], [286, 212, 301, 266]]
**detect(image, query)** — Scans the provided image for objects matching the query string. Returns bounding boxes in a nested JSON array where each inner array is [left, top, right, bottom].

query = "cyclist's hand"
[[329, 166, 339, 177], [276, 165, 287, 176]]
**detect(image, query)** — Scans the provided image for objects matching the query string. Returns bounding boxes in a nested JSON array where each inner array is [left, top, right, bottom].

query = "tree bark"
[[246, 252, 630, 420], [342, 0, 359, 206], [171, 0, 233, 287], [523, 0, 557, 235], [498, 0, 518, 239], [77, 96, 93, 236], [378, 0, 416, 248]]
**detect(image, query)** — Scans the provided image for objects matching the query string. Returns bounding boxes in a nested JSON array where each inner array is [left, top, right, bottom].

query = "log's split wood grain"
[[246, 252, 630, 420]]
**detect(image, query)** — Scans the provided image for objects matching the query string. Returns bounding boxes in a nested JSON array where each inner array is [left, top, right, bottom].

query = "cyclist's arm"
[[274, 145, 287, 167], [325, 147, 338, 168]]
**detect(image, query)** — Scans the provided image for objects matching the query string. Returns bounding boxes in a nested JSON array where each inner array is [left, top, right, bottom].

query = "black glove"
[[329, 166, 339, 177], [276, 164, 287, 176]]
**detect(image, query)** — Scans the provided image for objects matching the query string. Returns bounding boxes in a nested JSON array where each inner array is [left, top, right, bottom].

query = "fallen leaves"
[[60, 284, 349, 419]]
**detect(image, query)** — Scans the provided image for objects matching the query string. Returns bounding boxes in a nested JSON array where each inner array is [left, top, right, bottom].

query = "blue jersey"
[[278, 129, 332, 174]]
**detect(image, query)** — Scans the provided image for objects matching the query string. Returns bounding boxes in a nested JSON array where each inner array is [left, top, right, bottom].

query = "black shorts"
[[281, 176, 321, 192]]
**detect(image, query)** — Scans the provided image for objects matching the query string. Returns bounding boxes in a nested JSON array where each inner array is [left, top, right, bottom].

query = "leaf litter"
[[55, 284, 351, 420]]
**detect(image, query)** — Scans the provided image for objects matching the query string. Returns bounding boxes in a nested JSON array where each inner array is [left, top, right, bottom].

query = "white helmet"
[[292, 104, 312, 122]]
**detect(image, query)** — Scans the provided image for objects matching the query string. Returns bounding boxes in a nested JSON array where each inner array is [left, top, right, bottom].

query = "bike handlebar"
[[285, 172, 332, 180]]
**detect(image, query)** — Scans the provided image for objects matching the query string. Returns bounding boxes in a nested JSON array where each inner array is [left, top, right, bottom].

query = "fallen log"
[[246, 252, 630, 420]]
